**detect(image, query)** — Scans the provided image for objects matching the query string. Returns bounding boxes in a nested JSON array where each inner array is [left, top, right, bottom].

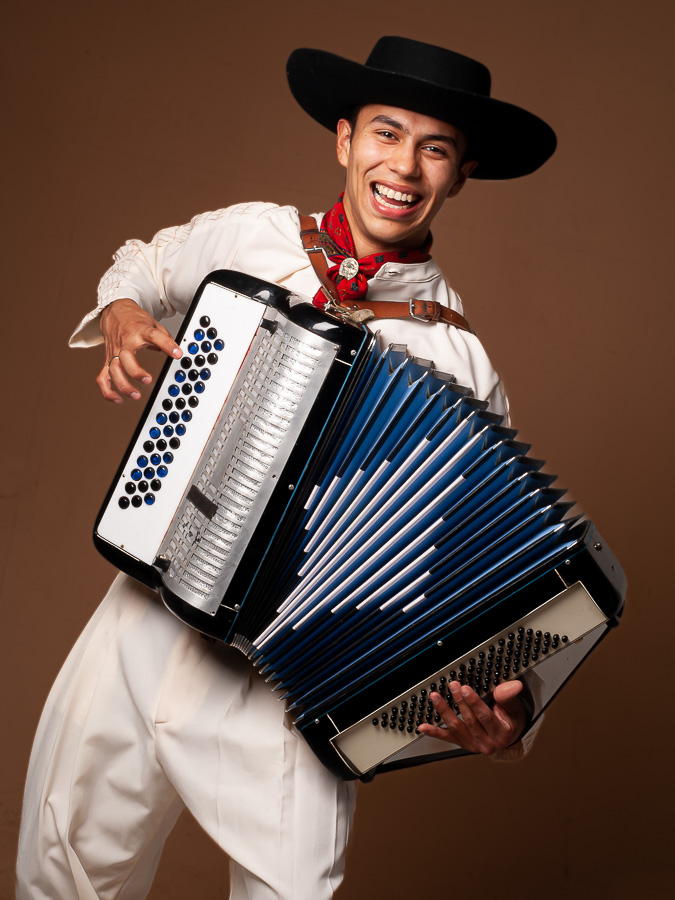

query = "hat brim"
[[287, 48, 556, 180]]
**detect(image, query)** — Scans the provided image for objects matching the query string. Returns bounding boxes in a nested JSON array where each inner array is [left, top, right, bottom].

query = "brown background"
[[2, 0, 673, 897]]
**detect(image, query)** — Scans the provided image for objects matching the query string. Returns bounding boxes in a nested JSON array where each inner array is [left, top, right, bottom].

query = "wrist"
[[100, 297, 138, 332], [102, 297, 137, 315]]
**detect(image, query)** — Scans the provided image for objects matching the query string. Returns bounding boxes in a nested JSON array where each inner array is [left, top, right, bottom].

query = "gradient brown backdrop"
[[3, 1, 673, 897]]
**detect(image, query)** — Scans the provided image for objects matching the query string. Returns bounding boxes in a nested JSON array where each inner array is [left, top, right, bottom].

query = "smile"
[[372, 183, 420, 209]]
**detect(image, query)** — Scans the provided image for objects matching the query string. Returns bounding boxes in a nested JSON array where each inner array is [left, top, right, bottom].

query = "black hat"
[[287, 37, 556, 180]]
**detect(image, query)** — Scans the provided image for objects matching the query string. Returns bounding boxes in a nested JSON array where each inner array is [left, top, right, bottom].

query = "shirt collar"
[[371, 259, 443, 282]]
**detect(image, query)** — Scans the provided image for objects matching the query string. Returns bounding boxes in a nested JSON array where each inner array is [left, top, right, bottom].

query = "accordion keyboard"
[[96, 283, 267, 568], [331, 580, 607, 775], [118, 321, 223, 510]]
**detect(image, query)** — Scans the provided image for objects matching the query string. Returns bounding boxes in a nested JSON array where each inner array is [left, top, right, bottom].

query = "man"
[[17, 37, 556, 900]]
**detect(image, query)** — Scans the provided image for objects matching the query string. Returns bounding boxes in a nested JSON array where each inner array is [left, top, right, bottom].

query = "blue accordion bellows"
[[246, 345, 577, 723]]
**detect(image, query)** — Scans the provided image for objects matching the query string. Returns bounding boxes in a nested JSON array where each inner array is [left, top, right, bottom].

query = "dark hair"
[[344, 106, 361, 135]]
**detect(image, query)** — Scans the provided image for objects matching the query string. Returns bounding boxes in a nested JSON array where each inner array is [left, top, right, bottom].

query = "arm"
[[70, 203, 290, 400]]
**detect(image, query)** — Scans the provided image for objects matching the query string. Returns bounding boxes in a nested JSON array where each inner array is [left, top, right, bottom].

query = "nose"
[[388, 139, 420, 179]]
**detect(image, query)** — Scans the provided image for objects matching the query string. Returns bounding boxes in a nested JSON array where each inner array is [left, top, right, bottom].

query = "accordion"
[[95, 270, 626, 780]]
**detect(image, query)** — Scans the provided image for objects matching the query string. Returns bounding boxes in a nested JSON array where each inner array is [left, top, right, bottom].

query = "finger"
[[450, 682, 512, 755], [107, 356, 142, 401], [116, 346, 154, 386], [492, 680, 527, 736], [420, 684, 525, 755], [450, 683, 506, 754], [118, 326, 181, 386], [96, 364, 123, 404], [460, 681, 526, 748], [416, 723, 459, 742], [417, 691, 473, 748], [493, 680, 523, 704], [141, 323, 182, 360]]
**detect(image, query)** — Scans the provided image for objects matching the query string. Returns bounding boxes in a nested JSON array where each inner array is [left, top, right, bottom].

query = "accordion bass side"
[[95, 270, 626, 780]]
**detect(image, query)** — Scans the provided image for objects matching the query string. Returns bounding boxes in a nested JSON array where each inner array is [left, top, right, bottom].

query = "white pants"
[[17, 575, 356, 899]]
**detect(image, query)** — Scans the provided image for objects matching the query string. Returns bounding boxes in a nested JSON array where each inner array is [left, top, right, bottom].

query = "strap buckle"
[[324, 294, 374, 325], [409, 298, 441, 322]]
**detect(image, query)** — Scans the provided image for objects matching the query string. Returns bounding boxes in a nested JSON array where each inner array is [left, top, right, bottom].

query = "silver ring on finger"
[[108, 355, 120, 367]]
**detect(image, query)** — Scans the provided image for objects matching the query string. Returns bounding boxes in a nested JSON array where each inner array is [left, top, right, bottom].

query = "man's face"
[[336, 104, 476, 258]]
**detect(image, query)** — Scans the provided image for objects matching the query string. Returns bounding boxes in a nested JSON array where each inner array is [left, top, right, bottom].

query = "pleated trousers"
[[17, 574, 356, 899]]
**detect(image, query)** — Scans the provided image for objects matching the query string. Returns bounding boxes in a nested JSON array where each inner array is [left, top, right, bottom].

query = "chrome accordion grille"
[[163, 319, 332, 612]]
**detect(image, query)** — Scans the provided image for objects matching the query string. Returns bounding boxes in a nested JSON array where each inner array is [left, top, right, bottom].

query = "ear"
[[447, 159, 478, 198], [336, 118, 352, 170]]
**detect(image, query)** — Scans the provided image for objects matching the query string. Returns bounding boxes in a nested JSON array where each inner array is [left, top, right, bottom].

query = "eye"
[[375, 129, 397, 139], [423, 144, 448, 156]]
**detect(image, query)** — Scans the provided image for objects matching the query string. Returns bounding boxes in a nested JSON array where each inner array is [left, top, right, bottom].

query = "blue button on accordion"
[[94, 270, 626, 780]]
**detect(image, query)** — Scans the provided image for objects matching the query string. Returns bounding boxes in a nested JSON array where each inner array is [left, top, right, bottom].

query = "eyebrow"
[[369, 115, 458, 148]]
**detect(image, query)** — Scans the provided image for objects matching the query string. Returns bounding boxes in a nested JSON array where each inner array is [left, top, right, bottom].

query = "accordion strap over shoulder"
[[299, 214, 473, 332]]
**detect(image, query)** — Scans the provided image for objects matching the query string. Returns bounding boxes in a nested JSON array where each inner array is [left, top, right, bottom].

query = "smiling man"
[[17, 37, 556, 900], [336, 107, 476, 257]]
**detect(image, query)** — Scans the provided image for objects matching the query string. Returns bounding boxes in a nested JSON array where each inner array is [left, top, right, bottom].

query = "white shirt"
[[69, 202, 509, 422]]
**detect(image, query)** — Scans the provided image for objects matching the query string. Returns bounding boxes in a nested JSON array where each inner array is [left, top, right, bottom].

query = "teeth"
[[375, 183, 416, 204]]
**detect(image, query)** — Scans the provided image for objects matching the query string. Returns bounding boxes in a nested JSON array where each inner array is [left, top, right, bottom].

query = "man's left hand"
[[416, 680, 527, 755]]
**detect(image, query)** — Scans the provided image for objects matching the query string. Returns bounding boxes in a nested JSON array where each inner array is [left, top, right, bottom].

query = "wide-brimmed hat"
[[287, 37, 556, 180]]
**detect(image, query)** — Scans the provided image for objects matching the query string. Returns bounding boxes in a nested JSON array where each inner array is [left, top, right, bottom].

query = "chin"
[[371, 220, 424, 249]]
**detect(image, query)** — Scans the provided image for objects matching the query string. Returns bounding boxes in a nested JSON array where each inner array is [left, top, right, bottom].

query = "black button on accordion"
[[95, 270, 626, 780]]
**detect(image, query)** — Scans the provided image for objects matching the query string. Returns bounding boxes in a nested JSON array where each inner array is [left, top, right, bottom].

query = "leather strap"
[[300, 215, 339, 306], [299, 215, 473, 332]]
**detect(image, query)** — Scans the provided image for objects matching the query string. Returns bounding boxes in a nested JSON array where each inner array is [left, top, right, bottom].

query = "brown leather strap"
[[300, 215, 339, 305], [299, 215, 473, 332]]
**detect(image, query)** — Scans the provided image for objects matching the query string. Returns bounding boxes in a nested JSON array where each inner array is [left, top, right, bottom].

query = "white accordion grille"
[[166, 326, 323, 603]]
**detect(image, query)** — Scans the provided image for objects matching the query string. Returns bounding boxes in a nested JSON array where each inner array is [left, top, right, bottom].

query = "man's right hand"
[[97, 298, 182, 403]]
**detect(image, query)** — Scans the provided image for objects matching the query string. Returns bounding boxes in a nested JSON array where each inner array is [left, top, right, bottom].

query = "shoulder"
[[156, 203, 301, 243], [217, 203, 307, 244], [196, 202, 299, 228], [213, 202, 298, 221], [426, 259, 465, 315], [220, 202, 304, 228]]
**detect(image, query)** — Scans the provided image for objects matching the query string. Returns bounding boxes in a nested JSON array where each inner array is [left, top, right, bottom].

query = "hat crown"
[[366, 37, 492, 97]]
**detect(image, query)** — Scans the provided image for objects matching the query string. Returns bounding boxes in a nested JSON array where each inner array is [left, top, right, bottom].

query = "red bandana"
[[311, 194, 432, 309]]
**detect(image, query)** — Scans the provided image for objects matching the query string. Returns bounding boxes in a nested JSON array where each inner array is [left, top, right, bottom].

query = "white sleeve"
[[435, 287, 511, 425], [69, 202, 282, 348]]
